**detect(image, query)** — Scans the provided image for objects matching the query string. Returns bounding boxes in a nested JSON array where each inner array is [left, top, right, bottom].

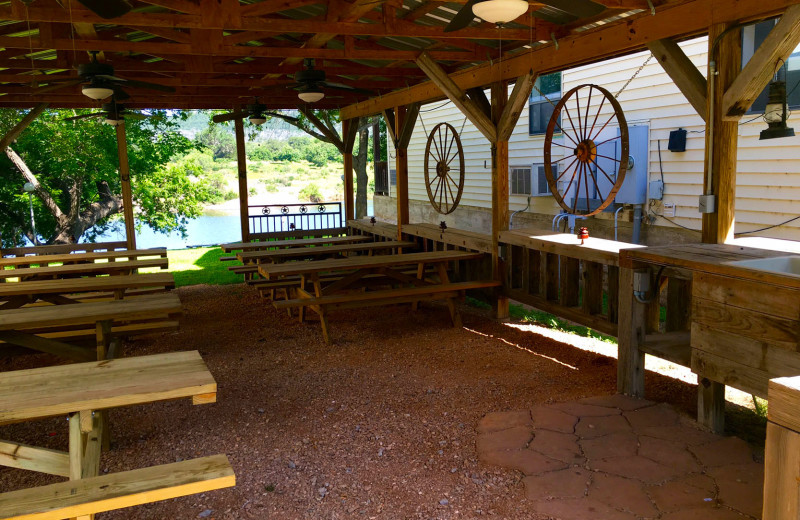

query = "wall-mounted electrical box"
[[699, 194, 716, 213], [668, 128, 687, 152], [649, 179, 664, 200]]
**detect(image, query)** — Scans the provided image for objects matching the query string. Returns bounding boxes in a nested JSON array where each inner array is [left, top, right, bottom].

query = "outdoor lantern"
[[472, 0, 528, 24], [249, 114, 267, 125], [760, 79, 795, 140], [298, 89, 324, 103], [82, 80, 114, 101]]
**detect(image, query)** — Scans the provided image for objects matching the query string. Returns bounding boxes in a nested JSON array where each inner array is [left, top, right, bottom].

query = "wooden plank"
[[769, 375, 800, 433], [762, 421, 800, 520], [0, 273, 175, 299], [665, 277, 691, 331], [693, 272, 800, 320], [702, 23, 740, 244], [500, 229, 642, 266], [221, 235, 367, 253], [692, 322, 800, 383], [0, 331, 95, 362], [0, 350, 215, 425], [415, 52, 496, 143], [0, 440, 69, 477], [544, 253, 559, 301], [497, 71, 535, 142], [115, 124, 136, 250], [646, 39, 707, 121], [692, 349, 769, 397], [0, 454, 235, 520], [723, 4, 800, 119], [0, 259, 169, 280], [692, 297, 800, 351], [559, 257, 580, 307], [238, 240, 415, 262], [697, 375, 726, 433], [260, 250, 483, 277], [234, 115, 249, 243], [403, 223, 492, 253], [582, 261, 604, 316], [1, 242, 128, 258], [504, 288, 618, 337], [640, 331, 691, 367], [0, 293, 182, 332], [394, 106, 410, 232]]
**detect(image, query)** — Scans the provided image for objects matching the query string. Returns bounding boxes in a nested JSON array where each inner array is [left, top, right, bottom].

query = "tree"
[[195, 123, 236, 159], [260, 108, 372, 218], [0, 108, 212, 246]]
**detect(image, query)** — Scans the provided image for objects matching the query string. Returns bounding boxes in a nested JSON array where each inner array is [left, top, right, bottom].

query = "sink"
[[725, 256, 800, 278]]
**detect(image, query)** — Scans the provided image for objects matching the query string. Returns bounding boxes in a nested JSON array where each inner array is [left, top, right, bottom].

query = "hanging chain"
[[459, 115, 467, 137], [418, 111, 427, 138], [531, 80, 558, 108], [616, 53, 654, 97]]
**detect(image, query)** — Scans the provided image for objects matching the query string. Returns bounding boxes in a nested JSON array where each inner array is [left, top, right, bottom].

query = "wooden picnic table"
[[0, 351, 235, 520], [0, 273, 176, 309], [0, 247, 167, 268], [221, 235, 370, 253], [236, 240, 416, 264], [259, 251, 498, 343], [0, 257, 168, 281], [0, 293, 183, 362]]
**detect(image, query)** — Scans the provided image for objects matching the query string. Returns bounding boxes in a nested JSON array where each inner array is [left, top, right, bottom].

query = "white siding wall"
[[396, 36, 800, 240]]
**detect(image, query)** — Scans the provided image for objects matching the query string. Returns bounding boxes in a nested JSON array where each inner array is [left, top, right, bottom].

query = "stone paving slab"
[[476, 394, 763, 519]]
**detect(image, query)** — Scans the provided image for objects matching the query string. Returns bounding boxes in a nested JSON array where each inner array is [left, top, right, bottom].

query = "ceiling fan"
[[20, 0, 132, 19], [444, 0, 607, 32], [63, 97, 148, 126], [212, 98, 269, 125], [32, 51, 175, 100], [287, 59, 372, 103]]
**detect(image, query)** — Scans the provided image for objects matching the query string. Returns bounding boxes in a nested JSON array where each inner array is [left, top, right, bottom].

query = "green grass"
[[162, 247, 241, 287], [465, 296, 616, 344]]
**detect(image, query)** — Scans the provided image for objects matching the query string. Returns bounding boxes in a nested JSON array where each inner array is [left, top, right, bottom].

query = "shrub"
[[299, 183, 323, 203]]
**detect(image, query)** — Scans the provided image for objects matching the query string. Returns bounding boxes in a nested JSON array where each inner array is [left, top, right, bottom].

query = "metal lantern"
[[760, 80, 795, 140]]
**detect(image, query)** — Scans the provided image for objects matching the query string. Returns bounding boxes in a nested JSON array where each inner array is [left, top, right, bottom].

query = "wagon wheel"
[[544, 84, 629, 217], [424, 122, 465, 215]]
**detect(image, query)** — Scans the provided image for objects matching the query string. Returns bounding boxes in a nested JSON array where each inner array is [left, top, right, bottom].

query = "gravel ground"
[[0, 284, 754, 519]]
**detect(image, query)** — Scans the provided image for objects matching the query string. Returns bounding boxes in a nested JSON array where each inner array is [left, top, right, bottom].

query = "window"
[[742, 20, 800, 113], [529, 72, 561, 135], [510, 166, 531, 195], [533, 164, 556, 196]]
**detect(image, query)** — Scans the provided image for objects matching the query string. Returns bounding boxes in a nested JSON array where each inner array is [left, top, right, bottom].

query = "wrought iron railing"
[[248, 202, 343, 235]]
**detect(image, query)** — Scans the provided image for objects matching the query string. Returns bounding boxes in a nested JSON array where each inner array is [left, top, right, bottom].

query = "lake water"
[[91, 201, 373, 249]]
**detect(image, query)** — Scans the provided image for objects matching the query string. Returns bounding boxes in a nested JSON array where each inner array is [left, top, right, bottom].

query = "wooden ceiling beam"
[[0, 6, 533, 40], [240, 0, 323, 16], [342, 0, 798, 119], [647, 38, 708, 121], [137, 0, 201, 14], [722, 3, 800, 120], [123, 25, 193, 44], [416, 51, 496, 142]]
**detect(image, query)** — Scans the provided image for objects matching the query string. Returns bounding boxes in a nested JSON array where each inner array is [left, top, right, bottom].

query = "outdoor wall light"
[[760, 79, 795, 140], [249, 114, 267, 125], [298, 90, 325, 103], [82, 80, 114, 101], [472, 0, 528, 24]]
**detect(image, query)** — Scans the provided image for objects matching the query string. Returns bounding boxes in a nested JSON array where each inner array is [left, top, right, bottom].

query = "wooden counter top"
[[621, 241, 800, 289]]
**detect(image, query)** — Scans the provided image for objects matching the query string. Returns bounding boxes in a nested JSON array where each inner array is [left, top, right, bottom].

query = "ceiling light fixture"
[[249, 114, 267, 125], [472, 0, 528, 25], [82, 80, 114, 100], [298, 89, 325, 103]]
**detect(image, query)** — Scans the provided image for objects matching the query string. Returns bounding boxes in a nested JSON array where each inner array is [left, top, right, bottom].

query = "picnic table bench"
[[0, 351, 235, 520], [0, 273, 176, 310], [0, 258, 168, 282], [236, 239, 415, 264], [221, 235, 370, 253], [0, 293, 183, 361], [260, 251, 498, 343], [0, 248, 167, 269]]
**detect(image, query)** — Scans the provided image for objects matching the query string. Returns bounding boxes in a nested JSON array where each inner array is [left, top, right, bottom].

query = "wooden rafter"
[[647, 38, 708, 121]]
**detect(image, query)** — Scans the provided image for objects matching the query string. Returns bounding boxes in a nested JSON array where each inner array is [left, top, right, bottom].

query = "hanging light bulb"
[[298, 89, 325, 103], [82, 79, 114, 100], [760, 79, 795, 140], [249, 113, 267, 125], [472, 0, 528, 25]]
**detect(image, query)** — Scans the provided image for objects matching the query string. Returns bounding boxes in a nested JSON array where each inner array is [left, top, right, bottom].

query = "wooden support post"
[[342, 118, 358, 222], [115, 124, 136, 250], [698, 376, 726, 433], [234, 115, 250, 243], [617, 265, 645, 397], [701, 23, 741, 245], [392, 105, 419, 239], [0, 103, 47, 150], [491, 81, 509, 319], [763, 421, 800, 519]]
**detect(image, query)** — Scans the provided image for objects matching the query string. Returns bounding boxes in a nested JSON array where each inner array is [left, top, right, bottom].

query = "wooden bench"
[[221, 234, 368, 253], [0, 258, 169, 282], [0, 351, 234, 520], [237, 240, 416, 264], [1, 241, 128, 258], [0, 248, 167, 269], [0, 454, 234, 520]]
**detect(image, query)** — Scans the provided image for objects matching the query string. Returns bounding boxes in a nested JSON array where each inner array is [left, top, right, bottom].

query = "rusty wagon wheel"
[[544, 84, 629, 217], [424, 122, 465, 215]]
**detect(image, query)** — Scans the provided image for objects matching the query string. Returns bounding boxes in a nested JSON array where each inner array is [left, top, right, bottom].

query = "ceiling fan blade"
[[539, 0, 605, 18], [64, 113, 105, 122], [123, 113, 148, 120], [112, 78, 175, 93], [444, 0, 481, 33], [76, 0, 132, 19], [212, 111, 248, 123], [320, 82, 373, 95], [111, 87, 131, 101], [33, 78, 83, 94]]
